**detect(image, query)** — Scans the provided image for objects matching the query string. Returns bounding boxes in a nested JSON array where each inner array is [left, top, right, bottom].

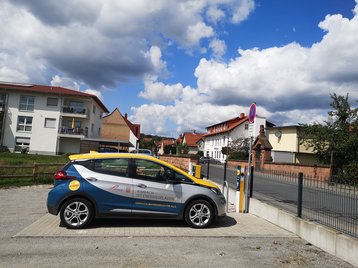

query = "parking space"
[[15, 212, 296, 238]]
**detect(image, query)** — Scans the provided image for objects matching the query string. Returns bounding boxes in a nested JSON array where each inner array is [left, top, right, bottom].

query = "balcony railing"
[[59, 127, 88, 137], [61, 106, 87, 115]]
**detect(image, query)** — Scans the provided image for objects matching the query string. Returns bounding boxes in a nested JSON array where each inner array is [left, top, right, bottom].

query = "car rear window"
[[94, 158, 129, 177]]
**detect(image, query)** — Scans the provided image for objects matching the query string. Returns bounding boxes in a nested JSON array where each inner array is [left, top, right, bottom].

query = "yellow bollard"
[[194, 165, 201, 179], [239, 174, 245, 212]]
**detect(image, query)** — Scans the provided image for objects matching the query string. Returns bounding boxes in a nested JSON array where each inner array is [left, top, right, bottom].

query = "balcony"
[[60, 106, 88, 118], [58, 127, 88, 138]]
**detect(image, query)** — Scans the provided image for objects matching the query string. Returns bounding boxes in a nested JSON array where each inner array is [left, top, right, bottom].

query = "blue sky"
[[1, 0, 357, 137]]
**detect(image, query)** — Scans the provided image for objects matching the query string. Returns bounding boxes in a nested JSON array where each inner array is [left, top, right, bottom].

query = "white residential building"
[[0, 82, 109, 155], [203, 113, 273, 163]]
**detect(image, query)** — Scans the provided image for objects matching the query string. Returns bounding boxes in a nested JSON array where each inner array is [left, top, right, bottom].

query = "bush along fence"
[[0, 163, 65, 186], [252, 168, 357, 238]]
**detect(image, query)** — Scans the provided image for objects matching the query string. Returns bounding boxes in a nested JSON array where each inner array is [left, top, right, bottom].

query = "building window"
[[44, 118, 56, 128], [19, 95, 35, 111], [98, 128, 101, 136], [91, 123, 94, 133], [93, 105, 96, 114], [47, 97, 58, 107], [17, 116, 32, 132], [245, 124, 249, 130], [15, 137, 30, 152]]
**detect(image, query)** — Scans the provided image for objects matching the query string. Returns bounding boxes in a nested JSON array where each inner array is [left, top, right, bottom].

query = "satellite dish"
[[275, 130, 282, 138]]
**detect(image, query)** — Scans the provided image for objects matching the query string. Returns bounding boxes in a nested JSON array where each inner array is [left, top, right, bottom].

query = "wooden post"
[[33, 163, 37, 180]]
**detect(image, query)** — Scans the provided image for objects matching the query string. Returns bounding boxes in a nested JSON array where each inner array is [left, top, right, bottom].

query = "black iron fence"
[[252, 169, 357, 238]]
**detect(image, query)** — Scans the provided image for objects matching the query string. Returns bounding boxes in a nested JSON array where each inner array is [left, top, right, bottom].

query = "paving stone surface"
[[15, 212, 297, 238]]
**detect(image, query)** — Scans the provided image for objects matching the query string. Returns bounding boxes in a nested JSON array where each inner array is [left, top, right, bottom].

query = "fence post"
[[32, 163, 37, 180], [223, 160, 227, 183], [249, 165, 254, 198], [297, 172, 303, 218], [207, 160, 210, 180]]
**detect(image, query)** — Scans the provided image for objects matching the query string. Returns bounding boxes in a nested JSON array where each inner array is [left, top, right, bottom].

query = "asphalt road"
[[202, 163, 357, 237], [0, 185, 353, 267]]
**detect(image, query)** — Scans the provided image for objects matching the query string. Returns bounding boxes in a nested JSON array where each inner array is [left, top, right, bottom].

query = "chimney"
[[240, 113, 245, 118], [124, 113, 127, 119], [193, 129, 196, 134]]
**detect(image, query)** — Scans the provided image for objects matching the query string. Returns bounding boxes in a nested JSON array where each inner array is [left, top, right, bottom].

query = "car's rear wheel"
[[185, 199, 214, 228], [60, 198, 93, 229]]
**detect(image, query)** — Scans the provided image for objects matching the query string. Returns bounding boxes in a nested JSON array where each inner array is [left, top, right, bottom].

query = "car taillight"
[[54, 171, 69, 180]]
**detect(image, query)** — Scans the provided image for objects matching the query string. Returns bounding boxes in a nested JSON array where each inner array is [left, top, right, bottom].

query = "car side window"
[[174, 171, 193, 183], [94, 158, 129, 177], [134, 159, 173, 183]]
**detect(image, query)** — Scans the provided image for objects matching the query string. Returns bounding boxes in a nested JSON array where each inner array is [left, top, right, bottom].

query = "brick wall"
[[159, 155, 199, 172], [263, 162, 331, 179], [160, 156, 331, 179]]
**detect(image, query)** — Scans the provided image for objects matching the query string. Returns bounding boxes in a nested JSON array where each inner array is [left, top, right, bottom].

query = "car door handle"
[[136, 183, 147, 188], [86, 177, 98, 182]]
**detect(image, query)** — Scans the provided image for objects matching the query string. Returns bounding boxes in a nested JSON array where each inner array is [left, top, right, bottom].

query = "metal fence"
[[252, 169, 358, 238]]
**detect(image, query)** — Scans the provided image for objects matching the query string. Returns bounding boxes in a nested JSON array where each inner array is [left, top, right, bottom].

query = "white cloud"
[[206, 6, 225, 23], [84, 89, 103, 101], [132, 4, 358, 135], [232, 0, 255, 23], [51, 75, 80, 91], [0, 0, 256, 90], [139, 80, 184, 102], [209, 39, 227, 58], [130, 104, 175, 135]]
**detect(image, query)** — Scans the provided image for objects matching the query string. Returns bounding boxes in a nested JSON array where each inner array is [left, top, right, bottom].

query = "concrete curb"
[[249, 198, 358, 267]]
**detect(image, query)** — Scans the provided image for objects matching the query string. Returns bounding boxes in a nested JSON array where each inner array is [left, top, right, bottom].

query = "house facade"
[[0, 82, 109, 155], [100, 108, 140, 151], [157, 139, 176, 155], [203, 113, 273, 163], [268, 125, 319, 164], [177, 132, 204, 155]]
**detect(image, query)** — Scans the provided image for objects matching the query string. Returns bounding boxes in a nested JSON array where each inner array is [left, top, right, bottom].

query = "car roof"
[[69, 151, 152, 161]]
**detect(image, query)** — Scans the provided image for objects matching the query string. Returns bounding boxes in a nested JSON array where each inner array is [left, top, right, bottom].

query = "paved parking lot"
[[15, 212, 296, 238], [0, 185, 353, 267]]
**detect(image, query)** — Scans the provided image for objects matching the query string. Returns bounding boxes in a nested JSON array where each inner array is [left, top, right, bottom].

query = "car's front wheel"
[[185, 199, 214, 228], [60, 198, 93, 229]]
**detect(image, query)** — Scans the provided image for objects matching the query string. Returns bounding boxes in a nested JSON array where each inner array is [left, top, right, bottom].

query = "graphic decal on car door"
[[132, 159, 183, 215], [80, 158, 133, 213]]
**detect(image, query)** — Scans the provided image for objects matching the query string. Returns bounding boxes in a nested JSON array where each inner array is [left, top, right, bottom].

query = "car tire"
[[60, 198, 94, 229], [185, 199, 214, 228]]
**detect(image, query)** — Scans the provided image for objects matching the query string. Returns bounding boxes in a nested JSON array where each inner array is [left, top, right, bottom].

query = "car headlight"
[[210, 187, 222, 195]]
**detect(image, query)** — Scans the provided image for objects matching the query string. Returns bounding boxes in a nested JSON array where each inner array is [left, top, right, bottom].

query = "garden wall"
[[159, 155, 199, 172]]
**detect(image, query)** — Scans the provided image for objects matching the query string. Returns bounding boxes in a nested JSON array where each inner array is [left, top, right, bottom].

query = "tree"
[[177, 143, 189, 155], [299, 93, 358, 182], [226, 137, 250, 160], [164, 144, 176, 154]]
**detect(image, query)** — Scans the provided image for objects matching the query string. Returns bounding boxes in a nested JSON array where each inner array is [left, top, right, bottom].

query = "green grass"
[[0, 152, 69, 188], [0, 176, 53, 188], [0, 152, 69, 165]]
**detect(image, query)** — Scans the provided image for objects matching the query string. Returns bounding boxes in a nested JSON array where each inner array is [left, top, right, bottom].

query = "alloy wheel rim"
[[189, 203, 210, 226], [64, 201, 89, 227]]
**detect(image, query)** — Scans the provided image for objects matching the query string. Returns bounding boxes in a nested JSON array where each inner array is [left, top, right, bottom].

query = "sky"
[[1, 0, 357, 137]]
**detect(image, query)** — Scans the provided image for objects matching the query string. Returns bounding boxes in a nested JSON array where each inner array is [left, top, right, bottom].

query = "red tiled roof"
[[122, 113, 141, 140], [183, 132, 204, 147], [203, 116, 249, 137], [0, 82, 109, 113]]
